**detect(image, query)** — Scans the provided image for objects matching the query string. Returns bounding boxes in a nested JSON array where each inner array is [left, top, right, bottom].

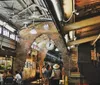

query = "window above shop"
[[0, 19, 19, 41], [0, 20, 15, 32], [3, 28, 9, 37], [10, 33, 15, 40]]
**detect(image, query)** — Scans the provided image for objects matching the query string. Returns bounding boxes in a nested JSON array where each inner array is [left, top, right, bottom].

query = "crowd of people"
[[40, 63, 64, 85], [2, 69, 22, 85], [1, 63, 64, 85]]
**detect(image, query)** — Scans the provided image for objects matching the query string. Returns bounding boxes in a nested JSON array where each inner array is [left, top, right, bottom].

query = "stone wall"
[[13, 22, 73, 77], [49, 33, 74, 75]]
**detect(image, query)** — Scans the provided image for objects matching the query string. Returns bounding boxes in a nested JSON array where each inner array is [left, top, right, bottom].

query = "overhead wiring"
[[63, 0, 79, 23], [63, 11, 74, 23]]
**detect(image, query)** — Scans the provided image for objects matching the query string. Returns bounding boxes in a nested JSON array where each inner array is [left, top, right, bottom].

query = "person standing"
[[14, 70, 22, 85], [4, 70, 14, 85], [42, 65, 47, 84], [47, 65, 52, 85], [36, 66, 40, 80], [19, 68, 23, 79], [2, 70, 7, 83], [50, 64, 61, 85]]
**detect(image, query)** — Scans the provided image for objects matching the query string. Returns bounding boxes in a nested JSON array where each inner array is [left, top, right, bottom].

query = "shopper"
[[2, 70, 7, 80], [19, 68, 23, 79], [14, 70, 22, 85], [50, 64, 61, 85], [42, 65, 47, 85], [4, 70, 14, 85], [47, 65, 52, 85], [36, 66, 40, 80]]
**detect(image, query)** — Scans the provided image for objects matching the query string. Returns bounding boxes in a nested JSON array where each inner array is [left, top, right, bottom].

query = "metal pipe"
[[45, 52, 62, 63], [92, 34, 100, 45], [34, 0, 49, 18], [13, 3, 48, 18], [17, 0, 33, 14], [72, 0, 76, 22], [41, 0, 47, 8], [46, 52, 60, 61]]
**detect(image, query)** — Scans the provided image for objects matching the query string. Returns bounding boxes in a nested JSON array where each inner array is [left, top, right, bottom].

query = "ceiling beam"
[[0, 14, 18, 29], [17, 0, 33, 14], [91, 34, 100, 46], [13, 3, 48, 18], [76, 24, 100, 34], [67, 35, 100, 46], [63, 16, 100, 32], [76, 28, 100, 38]]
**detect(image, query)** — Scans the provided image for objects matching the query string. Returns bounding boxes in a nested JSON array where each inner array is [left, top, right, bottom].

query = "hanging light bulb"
[[43, 24, 49, 30], [24, 24, 27, 28], [67, 46, 71, 50], [55, 48, 59, 51], [30, 29, 37, 34]]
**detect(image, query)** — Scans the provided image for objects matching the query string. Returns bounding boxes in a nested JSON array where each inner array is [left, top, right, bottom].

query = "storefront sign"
[[25, 61, 36, 68]]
